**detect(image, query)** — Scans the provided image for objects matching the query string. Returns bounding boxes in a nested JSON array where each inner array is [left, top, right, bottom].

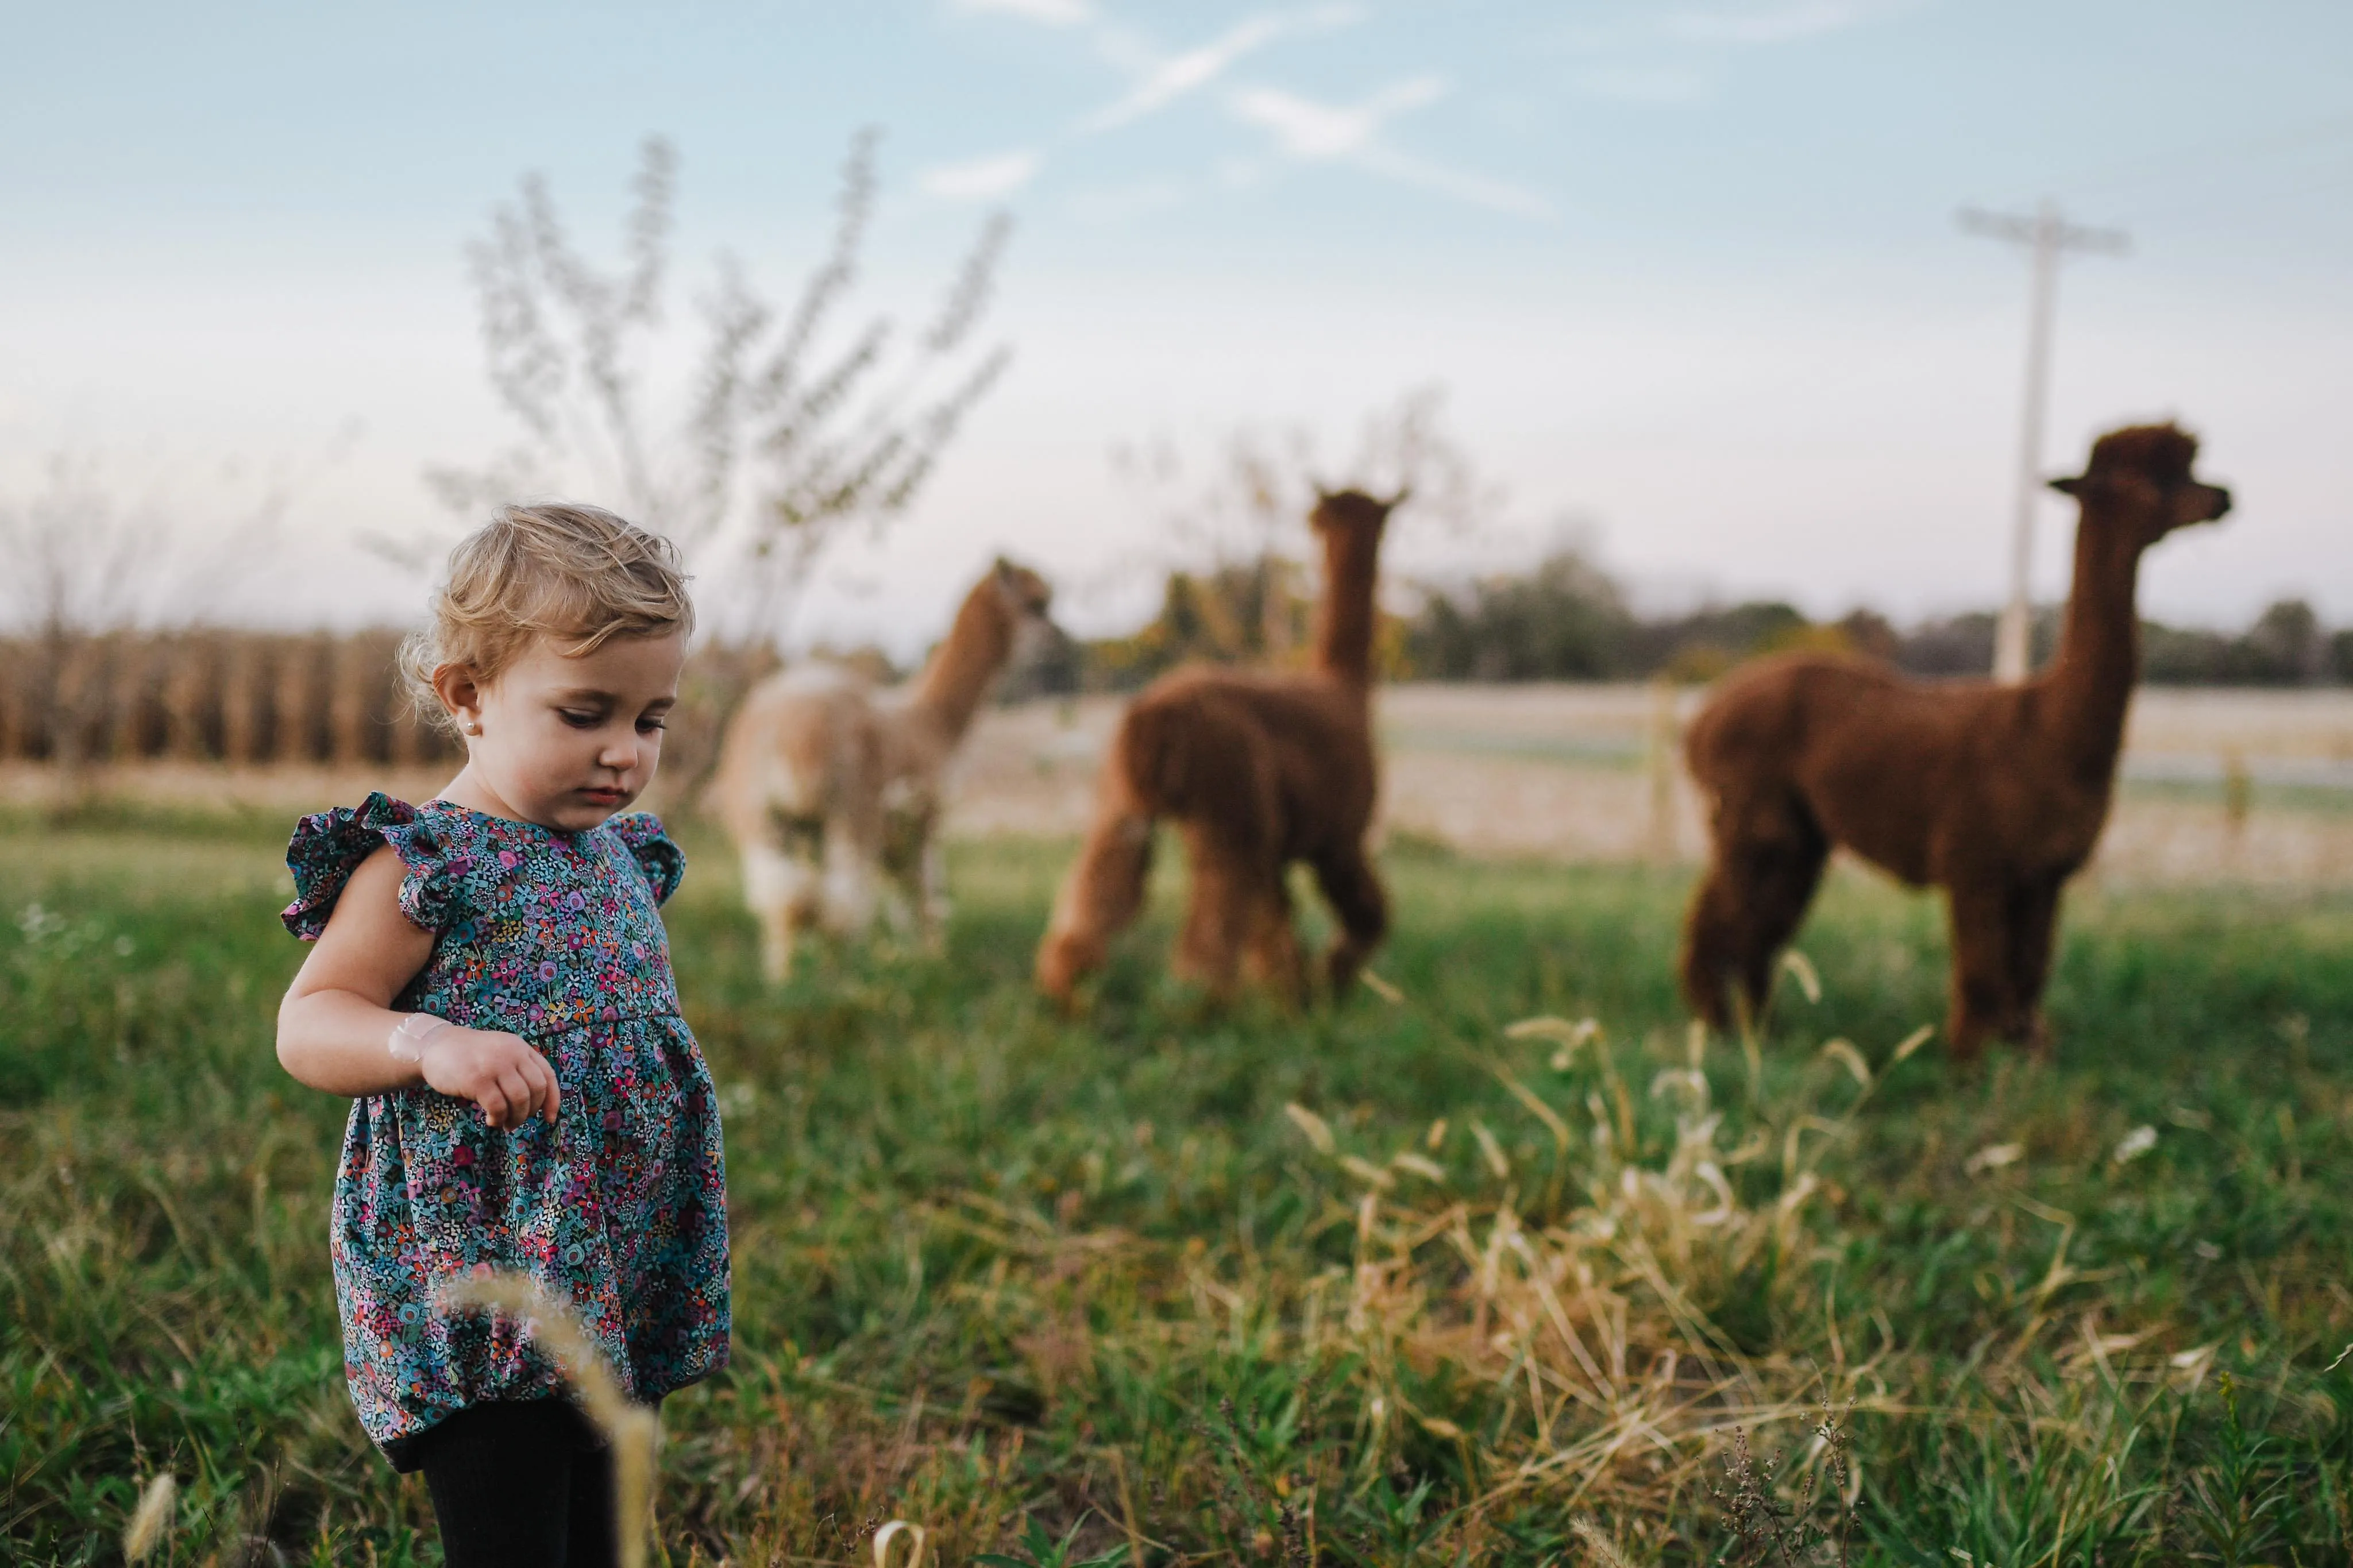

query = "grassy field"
[[5, 806, 2353, 1565]]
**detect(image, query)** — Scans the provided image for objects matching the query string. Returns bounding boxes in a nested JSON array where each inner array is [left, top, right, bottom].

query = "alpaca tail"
[[1116, 690, 1271, 845]]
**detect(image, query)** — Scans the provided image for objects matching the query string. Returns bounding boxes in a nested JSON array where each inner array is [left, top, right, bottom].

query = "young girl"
[[275, 504, 728, 1568]]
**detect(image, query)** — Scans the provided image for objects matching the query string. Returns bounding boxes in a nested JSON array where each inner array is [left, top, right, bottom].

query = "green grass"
[[4, 807, 2353, 1564]]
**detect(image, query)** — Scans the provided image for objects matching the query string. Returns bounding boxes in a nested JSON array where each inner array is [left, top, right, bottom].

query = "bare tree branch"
[[434, 129, 1010, 642]]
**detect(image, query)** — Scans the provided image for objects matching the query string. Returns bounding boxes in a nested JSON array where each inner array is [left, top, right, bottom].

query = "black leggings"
[[408, 1400, 619, 1568]]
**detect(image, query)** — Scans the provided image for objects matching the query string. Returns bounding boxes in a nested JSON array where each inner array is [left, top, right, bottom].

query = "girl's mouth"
[[578, 787, 626, 806]]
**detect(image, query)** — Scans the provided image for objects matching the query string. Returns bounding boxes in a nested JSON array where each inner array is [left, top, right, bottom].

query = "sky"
[[3, 0, 2350, 652]]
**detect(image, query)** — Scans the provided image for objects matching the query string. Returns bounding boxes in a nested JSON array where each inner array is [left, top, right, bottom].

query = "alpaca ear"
[[1383, 485, 1413, 510], [2047, 476, 2084, 497]]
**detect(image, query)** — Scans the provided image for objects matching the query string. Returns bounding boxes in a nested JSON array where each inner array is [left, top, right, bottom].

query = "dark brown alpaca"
[[1680, 423, 2232, 1058], [1035, 489, 1405, 1005]]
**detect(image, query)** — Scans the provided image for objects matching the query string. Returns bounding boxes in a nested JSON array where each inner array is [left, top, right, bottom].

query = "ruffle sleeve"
[[281, 793, 456, 941], [608, 812, 685, 906]]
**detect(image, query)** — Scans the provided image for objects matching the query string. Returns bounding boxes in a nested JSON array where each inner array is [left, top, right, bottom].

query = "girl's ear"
[[432, 664, 487, 738]]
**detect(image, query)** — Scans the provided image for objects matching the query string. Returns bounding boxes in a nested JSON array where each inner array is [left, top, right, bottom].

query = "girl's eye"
[[637, 717, 669, 735], [560, 710, 601, 729]]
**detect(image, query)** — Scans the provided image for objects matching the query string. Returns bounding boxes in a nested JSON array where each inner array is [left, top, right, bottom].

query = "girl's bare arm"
[[277, 845, 559, 1127]]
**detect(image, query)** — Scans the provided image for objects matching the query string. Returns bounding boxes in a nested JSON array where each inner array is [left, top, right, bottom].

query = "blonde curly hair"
[[399, 503, 695, 734]]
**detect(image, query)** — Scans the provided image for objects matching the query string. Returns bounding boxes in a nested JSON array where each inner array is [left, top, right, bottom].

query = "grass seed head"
[[121, 1472, 176, 1563], [436, 1272, 661, 1568]]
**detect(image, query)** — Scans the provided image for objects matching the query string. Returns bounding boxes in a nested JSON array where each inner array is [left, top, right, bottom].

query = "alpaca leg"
[[1681, 795, 1826, 1029], [1035, 802, 1153, 1003], [819, 811, 882, 938], [1943, 880, 2015, 1062], [740, 841, 818, 984], [1732, 830, 1827, 1021], [1172, 826, 1255, 999], [1311, 845, 1390, 997], [1238, 870, 1307, 1005], [915, 825, 950, 955], [2004, 875, 2065, 1056], [878, 797, 945, 950], [1679, 859, 1746, 1030]]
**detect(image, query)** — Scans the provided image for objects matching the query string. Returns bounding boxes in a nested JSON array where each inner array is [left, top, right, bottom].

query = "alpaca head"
[[988, 556, 1060, 663], [2048, 423, 2233, 549], [1310, 487, 1409, 543]]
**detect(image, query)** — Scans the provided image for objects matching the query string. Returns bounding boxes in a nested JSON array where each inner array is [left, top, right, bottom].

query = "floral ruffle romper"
[[284, 794, 730, 1465]]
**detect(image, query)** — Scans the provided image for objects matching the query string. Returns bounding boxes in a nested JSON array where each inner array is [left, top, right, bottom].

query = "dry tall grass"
[[0, 631, 783, 792], [0, 629, 453, 768], [437, 1275, 664, 1568]]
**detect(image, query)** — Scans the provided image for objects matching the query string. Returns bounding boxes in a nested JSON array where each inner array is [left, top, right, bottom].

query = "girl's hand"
[[418, 1026, 561, 1129]]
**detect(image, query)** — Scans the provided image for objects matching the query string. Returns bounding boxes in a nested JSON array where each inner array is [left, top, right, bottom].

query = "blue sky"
[[4, 1, 2349, 646]]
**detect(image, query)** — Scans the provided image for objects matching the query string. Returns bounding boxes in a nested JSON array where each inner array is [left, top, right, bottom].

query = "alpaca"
[[1679, 423, 2232, 1058], [1035, 488, 1405, 1006], [713, 559, 1056, 981]]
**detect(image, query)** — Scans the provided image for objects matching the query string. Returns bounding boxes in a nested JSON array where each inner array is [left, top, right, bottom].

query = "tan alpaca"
[[713, 559, 1056, 980], [1035, 489, 1403, 1006], [1680, 423, 2232, 1057]]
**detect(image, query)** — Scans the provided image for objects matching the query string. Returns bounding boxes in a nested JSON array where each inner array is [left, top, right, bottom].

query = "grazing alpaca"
[[1680, 423, 2232, 1058], [713, 559, 1056, 981], [1035, 488, 1405, 1006]]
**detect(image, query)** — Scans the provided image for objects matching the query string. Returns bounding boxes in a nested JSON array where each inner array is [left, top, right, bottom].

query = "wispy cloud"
[[919, 149, 1043, 200], [1667, 0, 1912, 46], [1082, 7, 1359, 133], [950, 0, 1094, 25], [931, 1, 1545, 221], [1355, 147, 1559, 220], [1225, 76, 1445, 159], [1225, 78, 1555, 220]]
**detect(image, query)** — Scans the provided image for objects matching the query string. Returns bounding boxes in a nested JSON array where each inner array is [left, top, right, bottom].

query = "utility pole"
[[1959, 200, 2128, 683]]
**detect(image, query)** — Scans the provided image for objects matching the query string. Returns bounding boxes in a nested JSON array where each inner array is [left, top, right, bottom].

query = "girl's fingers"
[[520, 1058, 551, 1122], [529, 1056, 561, 1123], [495, 1068, 533, 1128], [477, 1083, 510, 1125]]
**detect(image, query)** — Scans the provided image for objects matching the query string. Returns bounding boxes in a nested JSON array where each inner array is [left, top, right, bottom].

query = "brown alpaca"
[[1035, 489, 1406, 1006], [1679, 423, 2232, 1057], [713, 559, 1056, 981]]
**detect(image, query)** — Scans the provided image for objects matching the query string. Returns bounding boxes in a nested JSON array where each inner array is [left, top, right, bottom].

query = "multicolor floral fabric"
[[283, 793, 729, 1459]]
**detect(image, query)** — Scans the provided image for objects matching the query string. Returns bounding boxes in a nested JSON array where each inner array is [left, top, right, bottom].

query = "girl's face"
[[438, 632, 686, 831]]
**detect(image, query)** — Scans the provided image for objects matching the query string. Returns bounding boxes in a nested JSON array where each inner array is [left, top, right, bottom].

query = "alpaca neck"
[[1311, 528, 1382, 689], [2033, 509, 2144, 775], [907, 582, 1013, 744]]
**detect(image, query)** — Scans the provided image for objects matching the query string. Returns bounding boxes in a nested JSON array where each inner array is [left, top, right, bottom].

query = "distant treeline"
[[1, 559, 2338, 772], [1028, 549, 2352, 693]]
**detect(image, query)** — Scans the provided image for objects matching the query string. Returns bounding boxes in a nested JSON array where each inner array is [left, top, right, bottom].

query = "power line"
[[1959, 200, 2129, 684]]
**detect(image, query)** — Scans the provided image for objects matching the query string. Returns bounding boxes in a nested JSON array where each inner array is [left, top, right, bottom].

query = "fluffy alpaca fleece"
[[712, 560, 1055, 981], [1680, 423, 2232, 1058], [1035, 489, 1404, 1006]]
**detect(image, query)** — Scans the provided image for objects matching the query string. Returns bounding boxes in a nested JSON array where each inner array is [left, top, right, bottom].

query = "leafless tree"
[[1114, 387, 1494, 558], [1104, 385, 1500, 655], [0, 457, 167, 641], [0, 453, 292, 771], [426, 132, 1013, 643]]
